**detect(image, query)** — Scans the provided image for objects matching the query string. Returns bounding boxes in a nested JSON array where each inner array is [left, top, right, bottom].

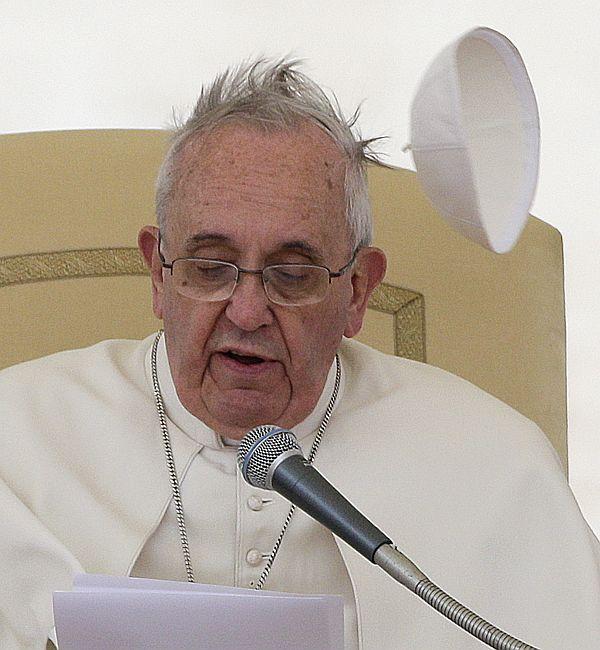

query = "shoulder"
[[0, 336, 156, 440], [339, 336, 513, 411], [337, 337, 564, 473], [0, 336, 153, 393], [0, 335, 159, 493]]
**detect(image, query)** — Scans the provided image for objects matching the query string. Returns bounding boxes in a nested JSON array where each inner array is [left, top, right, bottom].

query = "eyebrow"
[[278, 240, 325, 263], [183, 232, 231, 255], [183, 232, 326, 263]]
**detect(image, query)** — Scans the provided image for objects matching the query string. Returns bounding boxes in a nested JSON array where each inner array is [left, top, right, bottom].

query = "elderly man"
[[1, 60, 600, 649]]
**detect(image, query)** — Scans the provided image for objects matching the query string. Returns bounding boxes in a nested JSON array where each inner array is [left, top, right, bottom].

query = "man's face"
[[140, 122, 385, 438]]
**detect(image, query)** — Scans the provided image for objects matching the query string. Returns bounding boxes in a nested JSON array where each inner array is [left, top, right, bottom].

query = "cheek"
[[162, 294, 220, 368], [285, 297, 350, 368]]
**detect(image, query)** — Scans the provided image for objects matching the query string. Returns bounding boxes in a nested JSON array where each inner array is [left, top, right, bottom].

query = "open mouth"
[[210, 349, 280, 382], [222, 351, 266, 366]]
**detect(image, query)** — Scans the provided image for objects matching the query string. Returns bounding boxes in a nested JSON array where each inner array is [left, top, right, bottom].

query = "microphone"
[[238, 424, 391, 562], [237, 425, 540, 650]]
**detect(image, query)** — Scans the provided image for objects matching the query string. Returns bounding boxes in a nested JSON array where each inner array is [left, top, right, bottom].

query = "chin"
[[222, 409, 282, 433], [208, 382, 289, 419], [203, 399, 288, 438]]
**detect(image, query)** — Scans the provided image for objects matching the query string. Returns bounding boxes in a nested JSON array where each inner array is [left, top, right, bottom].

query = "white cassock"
[[1, 334, 599, 649]]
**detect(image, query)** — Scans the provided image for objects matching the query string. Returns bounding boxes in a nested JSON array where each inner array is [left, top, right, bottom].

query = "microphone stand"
[[373, 544, 540, 650]]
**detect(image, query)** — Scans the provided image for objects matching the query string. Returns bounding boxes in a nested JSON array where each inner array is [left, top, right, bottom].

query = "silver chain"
[[150, 330, 341, 590], [151, 331, 195, 582]]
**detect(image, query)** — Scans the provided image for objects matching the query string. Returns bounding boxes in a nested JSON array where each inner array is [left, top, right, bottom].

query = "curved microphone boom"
[[238, 425, 540, 650]]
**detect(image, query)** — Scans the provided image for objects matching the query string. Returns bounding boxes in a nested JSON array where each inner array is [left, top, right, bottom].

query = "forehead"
[[167, 121, 351, 256]]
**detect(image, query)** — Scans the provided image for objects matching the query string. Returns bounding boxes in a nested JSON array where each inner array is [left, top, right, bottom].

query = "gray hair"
[[156, 58, 384, 248]]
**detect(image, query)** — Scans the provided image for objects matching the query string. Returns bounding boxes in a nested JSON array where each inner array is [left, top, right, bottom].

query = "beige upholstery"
[[0, 129, 567, 472]]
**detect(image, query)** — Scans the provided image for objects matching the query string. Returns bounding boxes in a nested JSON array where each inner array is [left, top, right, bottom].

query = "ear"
[[138, 225, 165, 320], [344, 247, 387, 338]]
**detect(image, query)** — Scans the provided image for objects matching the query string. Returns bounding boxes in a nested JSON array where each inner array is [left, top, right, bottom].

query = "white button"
[[247, 496, 263, 511], [246, 548, 264, 567]]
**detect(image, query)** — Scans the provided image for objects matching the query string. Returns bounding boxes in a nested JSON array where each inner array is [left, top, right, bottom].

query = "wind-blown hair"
[[155, 58, 384, 248]]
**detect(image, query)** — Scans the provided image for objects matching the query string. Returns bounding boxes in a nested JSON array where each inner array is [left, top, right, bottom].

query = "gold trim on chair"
[[1, 248, 426, 363], [368, 283, 425, 362], [0, 248, 147, 287]]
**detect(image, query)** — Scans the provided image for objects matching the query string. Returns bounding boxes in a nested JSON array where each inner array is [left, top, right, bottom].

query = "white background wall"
[[3, 1, 599, 536]]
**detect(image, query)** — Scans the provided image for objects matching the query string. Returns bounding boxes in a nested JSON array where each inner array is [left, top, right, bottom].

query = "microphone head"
[[237, 425, 302, 489]]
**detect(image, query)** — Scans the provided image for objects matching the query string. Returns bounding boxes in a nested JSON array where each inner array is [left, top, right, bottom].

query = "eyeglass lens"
[[172, 259, 330, 306]]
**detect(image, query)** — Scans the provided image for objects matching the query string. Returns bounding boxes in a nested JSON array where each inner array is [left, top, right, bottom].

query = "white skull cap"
[[410, 27, 540, 253]]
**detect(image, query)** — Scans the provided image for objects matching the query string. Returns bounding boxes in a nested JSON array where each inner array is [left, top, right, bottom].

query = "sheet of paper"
[[72, 573, 290, 597], [53, 574, 344, 649]]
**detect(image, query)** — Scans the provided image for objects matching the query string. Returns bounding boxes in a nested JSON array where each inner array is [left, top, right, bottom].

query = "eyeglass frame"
[[156, 231, 359, 306]]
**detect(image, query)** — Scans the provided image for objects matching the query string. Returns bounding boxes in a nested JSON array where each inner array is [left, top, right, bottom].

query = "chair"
[[0, 129, 567, 472]]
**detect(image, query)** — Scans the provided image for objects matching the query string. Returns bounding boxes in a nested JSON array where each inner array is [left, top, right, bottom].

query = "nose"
[[224, 272, 275, 331]]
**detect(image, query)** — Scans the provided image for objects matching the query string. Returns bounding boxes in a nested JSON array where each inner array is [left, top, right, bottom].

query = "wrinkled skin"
[[139, 121, 386, 438]]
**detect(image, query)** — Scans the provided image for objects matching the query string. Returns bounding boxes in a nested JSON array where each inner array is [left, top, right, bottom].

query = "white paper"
[[53, 574, 344, 649]]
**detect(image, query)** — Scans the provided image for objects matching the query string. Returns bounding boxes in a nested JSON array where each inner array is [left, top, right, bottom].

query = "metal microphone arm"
[[373, 544, 540, 650]]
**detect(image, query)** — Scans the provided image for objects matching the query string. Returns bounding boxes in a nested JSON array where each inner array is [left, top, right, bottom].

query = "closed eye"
[[193, 263, 229, 277], [270, 267, 311, 283]]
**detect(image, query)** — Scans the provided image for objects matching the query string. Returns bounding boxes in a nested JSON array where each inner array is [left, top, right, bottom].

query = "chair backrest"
[[0, 129, 567, 472]]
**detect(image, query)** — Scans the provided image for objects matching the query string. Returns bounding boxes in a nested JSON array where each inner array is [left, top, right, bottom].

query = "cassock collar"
[[144, 333, 344, 451]]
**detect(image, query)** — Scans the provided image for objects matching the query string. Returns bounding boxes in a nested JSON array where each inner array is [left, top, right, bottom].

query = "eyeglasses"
[[157, 233, 358, 307]]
